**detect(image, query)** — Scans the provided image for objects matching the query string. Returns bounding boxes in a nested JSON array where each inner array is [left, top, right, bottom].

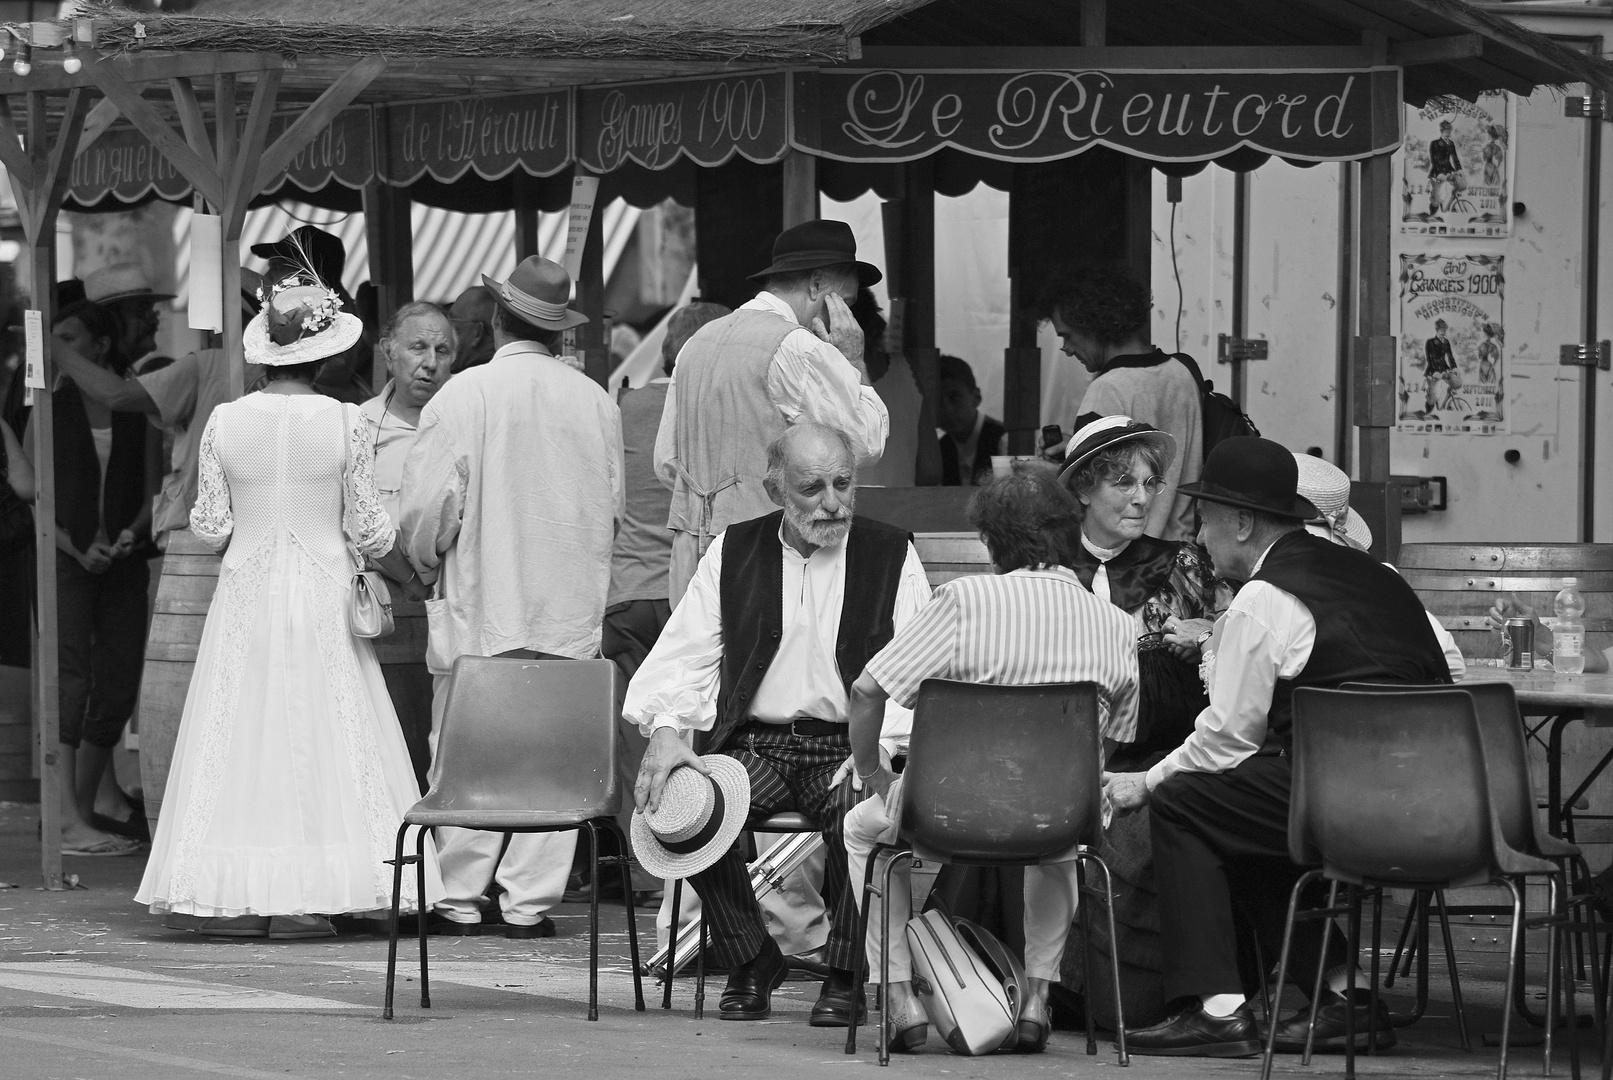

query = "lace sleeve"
[[344, 403, 397, 559], [188, 409, 233, 550]]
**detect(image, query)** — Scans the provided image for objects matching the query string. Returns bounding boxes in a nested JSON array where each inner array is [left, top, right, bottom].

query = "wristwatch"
[[1195, 629, 1214, 648]]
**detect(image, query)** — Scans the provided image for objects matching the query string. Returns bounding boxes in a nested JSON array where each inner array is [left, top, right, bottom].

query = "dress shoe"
[[193, 915, 273, 938], [426, 912, 484, 936], [882, 989, 928, 1053], [785, 944, 831, 979], [809, 968, 868, 1028], [718, 939, 788, 1021], [504, 916, 557, 939], [1126, 1001, 1262, 1057], [267, 915, 336, 940], [1015, 993, 1051, 1054], [1271, 989, 1397, 1053]]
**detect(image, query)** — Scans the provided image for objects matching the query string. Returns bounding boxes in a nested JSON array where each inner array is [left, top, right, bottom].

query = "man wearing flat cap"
[[400, 256, 624, 938], [1109, 437, 1451, 1058], [654, 219, 889, 605]]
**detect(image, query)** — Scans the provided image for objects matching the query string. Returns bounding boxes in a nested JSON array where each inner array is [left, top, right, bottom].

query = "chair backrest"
[[1342, 680, 1536, 857], [424, 656, 621, 817], [899, 679, 1101, 865], [1290, 686, 1495, 888]]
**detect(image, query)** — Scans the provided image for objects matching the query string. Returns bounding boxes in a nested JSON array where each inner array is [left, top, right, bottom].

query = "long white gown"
[[137, 393, 443, 917]]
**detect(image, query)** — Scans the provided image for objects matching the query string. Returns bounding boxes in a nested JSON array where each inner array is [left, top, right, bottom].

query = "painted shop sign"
[[70, 106, 374, 205], [577, 71, 789, 172], [792, 68, 1402, 163], [379, 89, 572, 185]]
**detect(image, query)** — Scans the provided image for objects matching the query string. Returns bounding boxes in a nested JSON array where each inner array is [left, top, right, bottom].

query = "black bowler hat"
[[1178, 437, 1320, 520], [748, 219, 882, 287]]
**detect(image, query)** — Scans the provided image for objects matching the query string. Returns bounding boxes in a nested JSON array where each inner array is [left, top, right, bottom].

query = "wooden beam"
[[1386, 33, 1481, 68], [38, 88, 91, 229], [82, 62, 224, 208], [782, 149, 817, 229], [0, 98, 36, 196], [253, 55, 385, 195], [855, 45, 1379, 70], [75, 96, 119, 155], [1355, 150, 1395, 484], [222, 68, 282, 238], [0, 51, 283, 96], [168, 77, 215, 169], [214, 72, 238, 184], [1081, 0, 1106, 47]]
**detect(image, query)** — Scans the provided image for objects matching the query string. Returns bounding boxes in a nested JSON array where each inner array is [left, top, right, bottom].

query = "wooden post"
[[902, 161, 943, 484], [363, 183, 413, 305], [1354, 150, 1395, 484], [577, 208, 608, 387], [782, 149, 818, 228], [513, 172, 541, 263]]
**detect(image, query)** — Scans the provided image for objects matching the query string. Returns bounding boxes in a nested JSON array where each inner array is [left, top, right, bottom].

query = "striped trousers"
[[688, 722, 863, 973]]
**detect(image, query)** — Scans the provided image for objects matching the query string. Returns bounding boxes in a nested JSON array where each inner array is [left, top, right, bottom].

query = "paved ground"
[[0, 801, 1600, 1079]]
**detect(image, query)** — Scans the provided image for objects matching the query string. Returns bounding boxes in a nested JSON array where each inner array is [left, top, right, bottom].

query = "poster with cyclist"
[[1401, 92, 1514, 238], [1397, 253, 1505, 435]]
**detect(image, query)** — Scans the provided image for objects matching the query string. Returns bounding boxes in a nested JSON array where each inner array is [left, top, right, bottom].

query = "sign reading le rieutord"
[[795, 68, 1400, 163]]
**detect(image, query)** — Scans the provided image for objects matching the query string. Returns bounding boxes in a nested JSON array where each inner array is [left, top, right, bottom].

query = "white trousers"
[[844, 778, 1080, 982], [429, 674, 575, 926]]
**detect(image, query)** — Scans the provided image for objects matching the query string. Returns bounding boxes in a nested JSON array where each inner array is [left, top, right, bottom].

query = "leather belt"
[[747, 717, 846, 738]]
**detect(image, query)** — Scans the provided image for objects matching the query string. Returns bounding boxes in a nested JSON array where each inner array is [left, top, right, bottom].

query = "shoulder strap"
[[1169, 351, 1208, 393]]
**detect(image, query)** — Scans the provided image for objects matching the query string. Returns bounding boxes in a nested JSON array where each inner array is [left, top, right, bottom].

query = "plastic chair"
[[842, 679, 1128, 1067], [1259, 687, 1575, 1080], [382, 656, 645, 1022]]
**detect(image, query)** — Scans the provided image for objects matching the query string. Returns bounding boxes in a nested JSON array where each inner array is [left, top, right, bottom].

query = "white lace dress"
[[136, 393, 443, 917]]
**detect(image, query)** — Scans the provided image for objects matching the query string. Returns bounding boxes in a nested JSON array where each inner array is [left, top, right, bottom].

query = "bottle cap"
[[1563, 577, 1578, 587]]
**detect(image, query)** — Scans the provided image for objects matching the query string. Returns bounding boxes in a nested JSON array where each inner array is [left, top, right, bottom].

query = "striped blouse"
[[863, 566, 1141, 744]]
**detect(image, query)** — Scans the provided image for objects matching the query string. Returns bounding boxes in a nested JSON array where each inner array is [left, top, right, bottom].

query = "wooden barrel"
[[138, 531, 435, 832], [1399, 543, 1613, 659], [913, 532, 993, 587]]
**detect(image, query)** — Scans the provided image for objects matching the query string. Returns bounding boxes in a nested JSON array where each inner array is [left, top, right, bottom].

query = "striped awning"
[[172, 200, 640, 308]]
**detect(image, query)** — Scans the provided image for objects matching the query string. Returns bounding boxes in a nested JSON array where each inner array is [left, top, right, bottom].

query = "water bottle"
[[1554, 577, 1586, 675]]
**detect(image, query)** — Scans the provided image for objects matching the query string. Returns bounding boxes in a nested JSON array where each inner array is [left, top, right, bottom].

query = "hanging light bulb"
[[62, 42, 80, 74], [13, 45, 31, 77]]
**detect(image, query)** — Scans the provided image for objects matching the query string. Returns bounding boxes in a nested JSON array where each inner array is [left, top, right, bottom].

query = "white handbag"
[[905, 909, 1027, 1055], [339, 407, 394, 639]]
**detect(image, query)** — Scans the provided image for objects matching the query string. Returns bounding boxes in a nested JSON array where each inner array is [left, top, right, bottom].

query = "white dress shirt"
[[400, 342, 624, 663], [622, 523, 933, 757], [652, 291, 890, 490]]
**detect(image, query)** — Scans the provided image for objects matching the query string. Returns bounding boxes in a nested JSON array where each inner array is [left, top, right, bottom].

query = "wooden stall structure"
[[5, 1, 1610, 885]]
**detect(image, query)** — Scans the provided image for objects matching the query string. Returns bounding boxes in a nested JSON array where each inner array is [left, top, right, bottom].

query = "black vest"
[[53, 382, 149, 555], [1252, 531, 1450, 754], [939, 416, 1006, 486], [709, 511, 912, 754]]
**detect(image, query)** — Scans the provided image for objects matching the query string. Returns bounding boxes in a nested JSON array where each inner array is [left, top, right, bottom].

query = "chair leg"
[[845, 841, 891, 1056], [586, 823, 601, 1022], [1499, 876, 1526, 1080], [383, 822, 410, 1020], [1368, 887, 1383, 1057], [606, 820, 646, 1012], [694, 919, 708, 1020], [1260, 869, 1324, 1080], [1385, 890, 1421, 990], [663, 878, 681, 1011], [1560, 880, 1582, 1080], [415, 826, 430, 1009], [1303, 880, 1343, 1066], [1077, 859, 1096, 1057], [1345, 885, 1361, 1080], [1433, 890, 1473, 1051], [877, 848, 914, 1068], [1546, 874, 1559, 1077], [1082, 853, 1129, 1066]]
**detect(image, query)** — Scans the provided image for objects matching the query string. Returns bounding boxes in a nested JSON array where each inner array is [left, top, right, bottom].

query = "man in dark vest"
[[626, 422, 931, 1026], [1107, 437, 1451, 1058]]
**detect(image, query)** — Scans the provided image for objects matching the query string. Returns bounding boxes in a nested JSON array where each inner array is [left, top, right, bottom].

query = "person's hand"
[[634, 727, 709, 814], [811, 292, 866, 373], [110, 529, 137, 559], [1102, 771, 1150, 813], [833, 748, 894, 799], [79, 541, 114, 574], [1163, 616, 1215, 662], [1486, 594, 1533, 633], [397, 573, 432, 603]]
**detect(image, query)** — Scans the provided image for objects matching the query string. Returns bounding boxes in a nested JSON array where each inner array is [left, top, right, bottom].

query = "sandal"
[[62, 835, 144, 857], [1015, 994, 1051, 1054]]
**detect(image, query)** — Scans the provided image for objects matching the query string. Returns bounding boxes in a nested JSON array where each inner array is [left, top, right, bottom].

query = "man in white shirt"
[[654, 220, 889, 604], [1106, 437, 1452, 1058], [627, 423, 930, 1027], [400, 256, 624, 939]]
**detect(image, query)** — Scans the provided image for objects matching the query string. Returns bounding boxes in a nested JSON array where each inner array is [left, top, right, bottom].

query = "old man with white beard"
[[624, 422, 930, 1028]]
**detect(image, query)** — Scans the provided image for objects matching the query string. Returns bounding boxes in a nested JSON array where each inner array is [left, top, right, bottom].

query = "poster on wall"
[[1401, 91, 1515, 237], [1397, 253, 1506, 435]]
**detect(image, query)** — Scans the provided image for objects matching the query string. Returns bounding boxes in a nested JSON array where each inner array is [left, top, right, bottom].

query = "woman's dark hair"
[[1068, 441, 1167, 506], [967, 462, 1080, 573], [54, 300, 129, 375], [262, 359, 325, 384], [1035, 263, 1152, 346], [493, 305, 564, 353]]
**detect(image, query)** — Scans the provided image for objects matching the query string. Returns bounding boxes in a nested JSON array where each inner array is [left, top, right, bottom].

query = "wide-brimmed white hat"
[[243, 281, 363, 367], [1293, 452, 1372, 552], [631, 757, 750, 880]]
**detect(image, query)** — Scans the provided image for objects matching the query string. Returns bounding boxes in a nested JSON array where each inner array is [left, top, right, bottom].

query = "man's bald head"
[[765, 423, 858, 553], [450, 285, 497, 323]]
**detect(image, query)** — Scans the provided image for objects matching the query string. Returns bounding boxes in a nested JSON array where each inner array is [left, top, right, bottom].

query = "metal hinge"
[[1565, 96, 1606, 120], [1217, 334, 1269, 363], [1559, 341, 1612, 371]]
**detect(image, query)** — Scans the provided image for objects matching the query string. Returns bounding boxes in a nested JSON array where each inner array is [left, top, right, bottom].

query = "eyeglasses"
[[1105, 473, 1168, 496]]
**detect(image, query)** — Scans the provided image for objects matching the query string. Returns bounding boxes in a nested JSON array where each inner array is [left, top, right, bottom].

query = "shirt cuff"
[[1144, 760, 1170, 792], [648, 716, 685, 738]]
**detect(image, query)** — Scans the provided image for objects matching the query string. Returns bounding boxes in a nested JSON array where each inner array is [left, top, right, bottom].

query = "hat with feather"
[[242, 234, 363, 367]]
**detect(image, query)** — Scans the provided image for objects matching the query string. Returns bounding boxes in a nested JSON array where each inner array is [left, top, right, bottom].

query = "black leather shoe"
[[809, 968, 868, 1028], [504, 916, 557, 939], [1272, 990, 1396, 1053], [425, 912, 484, 936], [786, 945, 831, 980], [719, 939, 788, 1021], [1126, 1001, 1261, 1057]]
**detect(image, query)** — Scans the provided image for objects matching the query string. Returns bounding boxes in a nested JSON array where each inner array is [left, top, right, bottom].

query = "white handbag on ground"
[[905, 909, 1027, 1055]]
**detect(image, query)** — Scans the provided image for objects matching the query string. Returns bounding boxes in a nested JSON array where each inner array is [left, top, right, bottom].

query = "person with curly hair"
[[1038, 264, 1203, 541]]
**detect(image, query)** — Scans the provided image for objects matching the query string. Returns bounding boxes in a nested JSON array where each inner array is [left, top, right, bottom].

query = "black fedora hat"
[[748, 219, 882, 287], [1177, 437, 1320, 520], [251, 225, 347, 285]]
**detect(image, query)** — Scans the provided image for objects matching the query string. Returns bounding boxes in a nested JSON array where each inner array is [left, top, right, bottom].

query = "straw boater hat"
[[1293, 453, 1372, 552], [482, 256, 588, 331], [242, 270, 363, 367], [1177, 437, 1320, 520], [1057, 415, 1176, 490], [631, 757, 751, 880], [84, 263, 175, 305], [748, 219, 882, 288]]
